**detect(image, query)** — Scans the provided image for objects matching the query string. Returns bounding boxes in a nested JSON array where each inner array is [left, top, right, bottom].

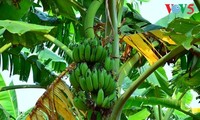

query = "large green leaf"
[[178, 91, 193, 110], [0, 73, 18, 118], [167, 18, 200, 49], [190, 12, 200, 22], [0, 105, 10, 120], [26, 54, 56, 86], [118, 54, 140, 86], [140, 64, 159, 86], [0, 0, 33, 20], [0, 20, 54, 34], [16, 108, 33, 120], [0, 47, 59, 84], [38, 48, 67, 72], [41, 0, 85, 22], [172, 68, 200, 90], [154, 67, 173, 96], [0, 20, 55, 48]]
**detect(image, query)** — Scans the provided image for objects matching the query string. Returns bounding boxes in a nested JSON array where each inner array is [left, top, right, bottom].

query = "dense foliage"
[[0, 0, 200, 120]]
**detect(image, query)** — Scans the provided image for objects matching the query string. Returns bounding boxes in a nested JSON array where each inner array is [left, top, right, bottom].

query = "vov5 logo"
[[165, 4, 195, 14]]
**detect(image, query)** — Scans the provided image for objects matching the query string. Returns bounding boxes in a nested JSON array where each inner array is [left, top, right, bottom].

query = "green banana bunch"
[[73, 96, 88, 111], [72, 41, 107, 63], [96, 89, 105, 106]]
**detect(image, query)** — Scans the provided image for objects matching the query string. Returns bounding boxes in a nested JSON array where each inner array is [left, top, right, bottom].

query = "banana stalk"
[[84, 0, 104, 38]]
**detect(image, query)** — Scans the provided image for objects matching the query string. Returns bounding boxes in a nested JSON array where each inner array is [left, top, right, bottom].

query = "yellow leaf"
[[26, 79, 76, 120], [57, 80, 85, 117], [150, 29, 176, 45], [122, 33, 159, 65], [54, 96, 75, 120], [191, 108, 200, 114]]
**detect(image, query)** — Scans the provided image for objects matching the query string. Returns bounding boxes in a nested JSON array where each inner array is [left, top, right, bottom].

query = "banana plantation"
[[0, 0, 200, 120]]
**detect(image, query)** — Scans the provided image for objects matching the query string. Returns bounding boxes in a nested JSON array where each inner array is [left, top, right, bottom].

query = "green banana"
[[69, 71, 80, 90], [79, 77, 88, 91], [108, 91, 117, 101], [87, 109, 93, 120], [79, 44, 85, 61], [77, 91, 86, 99], [85, 75, 93, 92], [86, 69, 92, 77], [110, 59, 114, 71], [104, 57, 111, 71], [72, 46, 81, 62], [96, 111, 102, 120], [100, 49, 107, 62], [92, 69, 99, 90], [80, 63, 88, 77], [96, 89, 104, 106], [102, 96, 110, 108], [103, 73, 112, 90], [90, 46, 97, 62], [95, 46, 103, 62], [105, 78, 116, 95], [90, 40, 98, 47], [74, 66, 81, 82], [73, 97, 88, 111], [109, 79, 116, 94], [98, 69, 104, 89], [85, 43, 91, 62]]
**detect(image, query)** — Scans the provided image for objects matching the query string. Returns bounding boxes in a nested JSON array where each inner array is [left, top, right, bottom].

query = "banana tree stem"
[[44, 34, 72, 59], [0, 85, 45, 92], [110, 45, 186, 120], [108, 0, 120, 72]]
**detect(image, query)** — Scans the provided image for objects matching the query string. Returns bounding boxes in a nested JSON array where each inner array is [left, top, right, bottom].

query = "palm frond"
[[26, 63, 83, 120]]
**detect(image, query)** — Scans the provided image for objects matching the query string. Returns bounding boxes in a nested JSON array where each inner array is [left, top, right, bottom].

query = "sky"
[[1, 0, 199, 113]]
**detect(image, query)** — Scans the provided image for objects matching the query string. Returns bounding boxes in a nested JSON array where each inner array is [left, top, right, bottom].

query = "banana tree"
[[0, 0, 200, 120]]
